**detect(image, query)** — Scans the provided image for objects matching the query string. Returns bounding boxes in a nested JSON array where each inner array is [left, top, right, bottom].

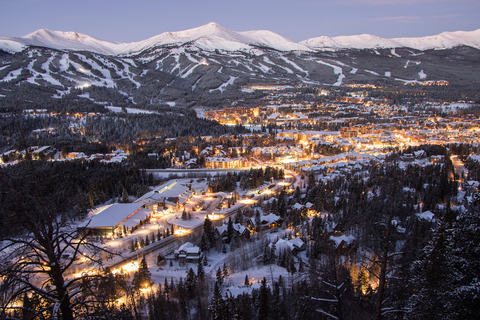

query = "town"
[[1, 83, 480, 320]]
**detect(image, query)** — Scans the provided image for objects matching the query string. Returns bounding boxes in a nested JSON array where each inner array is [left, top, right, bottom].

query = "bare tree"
[[0, 153, 112, 319]]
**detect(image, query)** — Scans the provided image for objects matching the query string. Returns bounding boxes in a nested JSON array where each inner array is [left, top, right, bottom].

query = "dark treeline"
[[0, 111, 247, 151], [84, 113, 239, 143]]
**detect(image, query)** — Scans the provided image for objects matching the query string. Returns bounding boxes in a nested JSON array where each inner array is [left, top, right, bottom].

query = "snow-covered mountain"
[[0, 22, 311, 55], [301, 29, 480, 51], [0, 23, 479, 108], [1, 23, 479, 55]]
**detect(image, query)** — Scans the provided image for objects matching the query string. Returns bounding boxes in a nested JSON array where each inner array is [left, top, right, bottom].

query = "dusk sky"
[[1, 0, 479, 43]]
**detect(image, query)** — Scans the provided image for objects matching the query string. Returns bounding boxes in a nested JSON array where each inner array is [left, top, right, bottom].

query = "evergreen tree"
[[122, 187, 129, 203], [406, 193, 480, 319], [177, 277, 188, 319], [185, 268, 197, 300], [257, 277, 270, 320], [227, 217, 234, 243], [216, 267, 224, 286], [145, 235, 150, 246], [210, 281, 226, 320], [203, 216, 216, 248], [255, 210, 262, 232], [132, 255, 152, 291], [222, 263, 229, 279], [197, 256, 205, 280]]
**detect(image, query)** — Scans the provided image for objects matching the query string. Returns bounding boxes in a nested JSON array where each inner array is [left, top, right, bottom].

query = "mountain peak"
[[24, 29, 88, 41]]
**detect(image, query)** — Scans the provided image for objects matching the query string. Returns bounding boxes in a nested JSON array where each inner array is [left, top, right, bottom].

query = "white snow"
[[313, 60, 344, 86], [2, 68, 22, 81], [390, 49, 401, 57], [365, 70, 379, 76], [300, 29, 480, 51], [416, 210, 434, 221], [418, 69, 427, 79], [180, 64, 201, 78], [330, 234, 355, 246], [215, 76, 237, 92], [279, 56, 308, 76]]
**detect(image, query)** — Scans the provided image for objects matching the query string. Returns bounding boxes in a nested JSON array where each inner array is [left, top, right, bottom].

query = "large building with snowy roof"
[[78, 181, 191, 237], [79, 203, 152, 236]]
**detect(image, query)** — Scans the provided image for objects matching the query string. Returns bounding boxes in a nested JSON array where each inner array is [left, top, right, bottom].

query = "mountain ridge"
[[1, 23, 479, 55]]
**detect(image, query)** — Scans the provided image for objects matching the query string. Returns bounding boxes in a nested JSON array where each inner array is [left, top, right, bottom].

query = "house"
[[32, 146, 54, 159], [248, 214, 283, 231], [270, 237, 306, 255], [215, 223, 251, 242], [174, 242, 202, 264], [292, 203, 304, 210]]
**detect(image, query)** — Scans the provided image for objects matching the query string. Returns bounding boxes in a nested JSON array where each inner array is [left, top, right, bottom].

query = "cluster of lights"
[[113, 261, 139, 274], [174, 228, 190, 236]]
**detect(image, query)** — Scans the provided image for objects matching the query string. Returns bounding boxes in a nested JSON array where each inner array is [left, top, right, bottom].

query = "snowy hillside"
[[300, 29, 480, 50]]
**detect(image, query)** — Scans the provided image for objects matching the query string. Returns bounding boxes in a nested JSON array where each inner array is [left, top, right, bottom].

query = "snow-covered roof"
[[267, 113, 281, 119], [292, 203, 303, 210], [249, 213, 282, 227], [87, 203, 144, 228], [120, 208, 153, 229], [136, 180, 189, 203], [270, 238, 305, 255], [288, 237, 305, 249], [175, 242, 200, 255], [465, 180, 480, 188], [416, 210, 435, 221], [330, 234, 355, 246], [32, 146, 51, 153], [216, 223, 250, 236]]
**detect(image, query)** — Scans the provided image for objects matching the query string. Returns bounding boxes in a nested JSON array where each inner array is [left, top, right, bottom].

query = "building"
[[215, 223, 251, 242], [174, 242, 202, 264], [135, 180, 192, 210], [248, 213, 283, 231], [79, 203, 151, 237], [271, 238, 306, 255]]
